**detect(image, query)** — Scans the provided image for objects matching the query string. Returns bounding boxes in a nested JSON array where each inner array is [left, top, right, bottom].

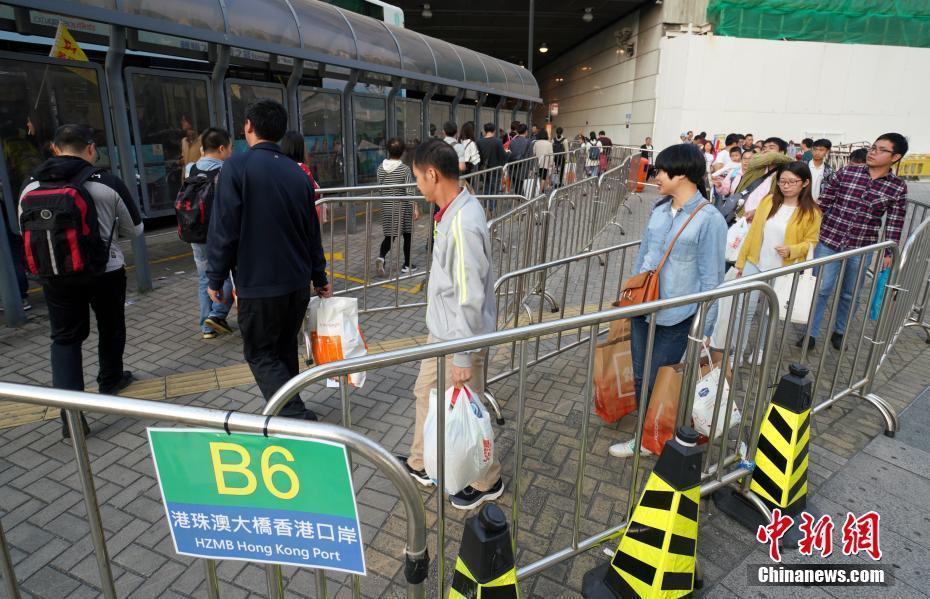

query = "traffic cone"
[[583, 426, 705, 598], [448, 504, 519, 598], [713, 363, 814, 540]]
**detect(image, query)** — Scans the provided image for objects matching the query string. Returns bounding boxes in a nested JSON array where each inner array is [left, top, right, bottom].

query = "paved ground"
[[0, 182, 928, 598]]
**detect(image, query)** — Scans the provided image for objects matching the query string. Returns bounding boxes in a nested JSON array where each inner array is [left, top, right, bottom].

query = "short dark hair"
[[279, 131, 306, 163], [744, 133, 753, 138], [510, 121, 520, 131], [812, 138, 832, 150], [598, 130, 606, 136], [725, 133, 741, 146], [537, 129, 549, 141], [413, 139, 459, 180], [654, 143, 707, 188], [741, 149, 755, 159], [876, 132, 908, 158], [483, 122, 496, 133], [386, 137, 405, 159], [245, 100, 287, 142], [764, 137, 788, 153], [517, 123, 528, 135], [802, 137, 814, 148], [53, 124, 95, 154], [729, 146, 742, 156], [200, 127, 231, 153], [849, 148, 868, 164], [556, 126, 563, 136], [442, 121, 458, 137]]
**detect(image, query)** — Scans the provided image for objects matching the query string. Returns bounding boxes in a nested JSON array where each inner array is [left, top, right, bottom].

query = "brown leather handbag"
[[618, 201, 709, 307]]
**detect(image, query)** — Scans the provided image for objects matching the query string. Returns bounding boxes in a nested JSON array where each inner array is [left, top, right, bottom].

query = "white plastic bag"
[[725, 217, 749, 263], [691, 349, 741, 439], [772, 249, 817, 324], [522, 177, 540, 199], [308, 296, 367, 388], [710, 267, 741, 350], [423, 385, 494, 494]]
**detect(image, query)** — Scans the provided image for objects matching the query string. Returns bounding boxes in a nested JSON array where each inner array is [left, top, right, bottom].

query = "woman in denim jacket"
[[610, 143, 728, 458]]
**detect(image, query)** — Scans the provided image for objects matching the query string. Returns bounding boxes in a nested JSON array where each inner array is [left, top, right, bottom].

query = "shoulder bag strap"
[[654, 201, 709, 274]]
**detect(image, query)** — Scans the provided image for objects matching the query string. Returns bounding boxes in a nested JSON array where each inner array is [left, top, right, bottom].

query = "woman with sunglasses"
[[731, 161, 821, 362]]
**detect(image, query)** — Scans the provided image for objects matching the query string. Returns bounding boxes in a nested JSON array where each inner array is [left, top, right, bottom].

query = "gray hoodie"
[[427, 188, 496, 366]]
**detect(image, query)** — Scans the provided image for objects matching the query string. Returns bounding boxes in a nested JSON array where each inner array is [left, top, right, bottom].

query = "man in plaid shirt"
[[800, 133, 908, 350]]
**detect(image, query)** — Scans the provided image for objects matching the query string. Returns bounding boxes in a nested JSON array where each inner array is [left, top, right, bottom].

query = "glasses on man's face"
[[868, 145, 894, 155], [777, 178, 803, 186]]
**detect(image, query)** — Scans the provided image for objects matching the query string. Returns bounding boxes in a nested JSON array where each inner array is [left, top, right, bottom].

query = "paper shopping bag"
[[593, 337, 637, 423], [308, 296, 368, 388], [642, 364, 683, 455]]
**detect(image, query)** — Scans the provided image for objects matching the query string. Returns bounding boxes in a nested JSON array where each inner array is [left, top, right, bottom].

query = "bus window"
[[129, 72, 210, 215], [396, 97, 422, 154], [299, 89, 344, 188], [352, 95, 386, 185], [227, 82, 284, 152], [0, 58, 110, 199], [428, 102, 450, 139]]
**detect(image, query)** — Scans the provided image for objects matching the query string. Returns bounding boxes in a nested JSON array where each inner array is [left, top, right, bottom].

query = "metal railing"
[[264, 280, 783, 594], [0, 384, 429, 599]]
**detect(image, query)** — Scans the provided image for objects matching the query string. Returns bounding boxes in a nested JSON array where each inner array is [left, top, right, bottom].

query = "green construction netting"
[[707, 0, 930, 48]]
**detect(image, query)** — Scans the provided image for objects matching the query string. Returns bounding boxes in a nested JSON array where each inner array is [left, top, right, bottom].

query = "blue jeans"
[[191, 243, 232, 332], [810, 243, 863, 338], [630, 315, 694, 411]]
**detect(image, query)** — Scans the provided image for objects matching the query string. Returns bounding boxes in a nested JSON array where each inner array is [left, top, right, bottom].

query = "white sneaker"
[[401, 265, 418, 274], [608, 439, 653, 458], [375, 257, 385, 276], [744, 349, 764, 366]]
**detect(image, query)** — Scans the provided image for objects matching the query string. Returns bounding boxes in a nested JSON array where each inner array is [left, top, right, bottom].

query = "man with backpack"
[[175, 127, 234, 339], [18, 124, 143, 438], [207, 100, 330, 420]]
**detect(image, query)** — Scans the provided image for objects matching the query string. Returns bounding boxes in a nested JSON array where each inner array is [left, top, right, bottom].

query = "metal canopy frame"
[[8, 0, 541, 102]]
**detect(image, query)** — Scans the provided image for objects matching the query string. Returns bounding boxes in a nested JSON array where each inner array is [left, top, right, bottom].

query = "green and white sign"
[[147, 429, 365, 575]]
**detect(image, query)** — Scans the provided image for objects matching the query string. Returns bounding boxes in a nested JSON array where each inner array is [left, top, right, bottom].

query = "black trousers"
[[379, 233, 412, 267], [43, 268, 127, 393], [238, 287, 311, 417]]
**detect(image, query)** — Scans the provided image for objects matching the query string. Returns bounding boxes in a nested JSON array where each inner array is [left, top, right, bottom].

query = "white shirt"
[[460, 139, 480, 167], [444, 136, 465, 163], [758, 205, 796, 271], [712, 150, 733, 169], [808, 159, 826, 202]]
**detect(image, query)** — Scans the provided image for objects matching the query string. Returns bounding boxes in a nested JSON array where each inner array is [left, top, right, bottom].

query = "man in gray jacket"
[[399, 139, 502, 510]]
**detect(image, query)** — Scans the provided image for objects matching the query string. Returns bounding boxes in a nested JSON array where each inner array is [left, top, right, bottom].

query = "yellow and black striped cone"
[[713, 363, 814, 536], [448, 504, 519, 598], [583, 426, 705, 598]]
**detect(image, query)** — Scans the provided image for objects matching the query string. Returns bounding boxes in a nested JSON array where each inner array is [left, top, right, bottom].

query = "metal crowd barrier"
[[0, 383, 429, 599], [264, 281, 782, 595]]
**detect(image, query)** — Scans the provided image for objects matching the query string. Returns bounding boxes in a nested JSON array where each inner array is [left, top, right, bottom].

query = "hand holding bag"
[[618, 201, 709, 307], [423, 385, 495, 494], [691, 348, 741, 439]]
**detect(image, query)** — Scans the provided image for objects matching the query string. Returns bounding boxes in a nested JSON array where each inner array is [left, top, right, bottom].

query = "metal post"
[[528, 0, 535, 72], [286, 60, 304, 132], [105, 26, 152, 293], [451, 89, 465, 127], [66, 409, 117, 599], [0, 517, 20, 599], [0, 214, 25, 327], [476, 93, 487, 128], [421, 85, 436, 141], [211, 45, 230, 128], [387, 77, 401, 139], [342, 73, 359, 234], [203, 560, 219, 599], [495, 96, 506, 131]]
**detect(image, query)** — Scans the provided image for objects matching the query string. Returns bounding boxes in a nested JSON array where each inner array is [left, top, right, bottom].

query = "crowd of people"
[[609, 130, 909, 458], [4, 98, 914, 508]]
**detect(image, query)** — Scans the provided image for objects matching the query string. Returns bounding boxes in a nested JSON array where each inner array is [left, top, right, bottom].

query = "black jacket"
[[476, 136, 506, 170], [207, 142, 327, 298]]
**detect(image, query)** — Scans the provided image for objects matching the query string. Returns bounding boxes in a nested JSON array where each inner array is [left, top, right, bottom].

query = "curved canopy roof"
[[16, 0, 541, 101]]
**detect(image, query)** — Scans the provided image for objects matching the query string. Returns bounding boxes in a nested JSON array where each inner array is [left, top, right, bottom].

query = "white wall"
[[653, 34, 930, 152], [533, 3, 664, 147]]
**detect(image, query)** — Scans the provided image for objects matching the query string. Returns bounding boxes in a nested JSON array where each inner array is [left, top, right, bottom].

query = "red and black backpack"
[[19, 169, 113, 277], [175, 165, 219, 244]]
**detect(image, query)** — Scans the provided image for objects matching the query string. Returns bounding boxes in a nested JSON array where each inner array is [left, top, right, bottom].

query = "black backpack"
[[552, 137, 565, 154], [19, 168, 113, 277], [175, 165, 219, 243]]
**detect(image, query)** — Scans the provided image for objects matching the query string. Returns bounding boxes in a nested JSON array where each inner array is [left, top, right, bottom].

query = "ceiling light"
[[582, 7, 593, 23], [421, 3, 432, 19], [555, 76, 564, 83], [539, 43, 548, 54]]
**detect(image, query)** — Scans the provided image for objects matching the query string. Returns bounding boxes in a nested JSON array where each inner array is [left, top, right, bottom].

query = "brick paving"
[[0, 182, 928, 598]]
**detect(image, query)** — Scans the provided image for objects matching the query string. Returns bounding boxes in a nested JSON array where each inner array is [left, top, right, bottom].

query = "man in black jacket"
[[207, 100, 330, 419], [476, 122, 506, 196]]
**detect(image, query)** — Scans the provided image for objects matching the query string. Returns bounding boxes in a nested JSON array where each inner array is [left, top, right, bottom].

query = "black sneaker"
[[830, 332, 844, 351], [99, 371, 134, 395], [795, 336, 815, 350], [450, 478, 504, 511], [303, 409, 319, 421], [204, 316, 233, 335], [61, 412, 90, 440], [396, 455, 434, 487]]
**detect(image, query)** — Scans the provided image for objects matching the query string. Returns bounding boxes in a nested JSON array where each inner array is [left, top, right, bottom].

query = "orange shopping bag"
[[308, 296, 367, 388], [593, 319, 636, 423]]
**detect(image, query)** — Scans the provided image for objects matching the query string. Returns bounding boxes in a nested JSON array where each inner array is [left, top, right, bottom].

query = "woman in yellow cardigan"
[[733, 162, 821, 362]]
